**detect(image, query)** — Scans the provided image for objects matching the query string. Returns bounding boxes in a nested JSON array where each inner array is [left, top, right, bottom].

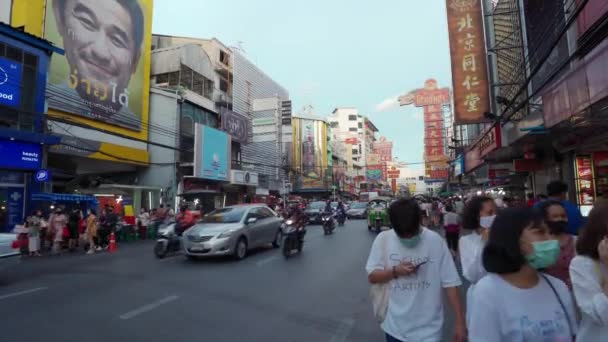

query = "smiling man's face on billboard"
[[51, 0, 144, 125]]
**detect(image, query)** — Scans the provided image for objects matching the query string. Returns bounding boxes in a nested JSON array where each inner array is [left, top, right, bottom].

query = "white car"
[[0, 233, 20, 271]]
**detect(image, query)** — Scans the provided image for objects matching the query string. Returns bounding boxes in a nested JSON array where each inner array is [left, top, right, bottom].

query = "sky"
[[152, 0, 453, 169]]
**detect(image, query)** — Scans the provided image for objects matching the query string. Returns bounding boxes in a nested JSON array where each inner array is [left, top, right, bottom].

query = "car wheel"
[[272, 230, 282, 248], [234, 237, 248, 260]]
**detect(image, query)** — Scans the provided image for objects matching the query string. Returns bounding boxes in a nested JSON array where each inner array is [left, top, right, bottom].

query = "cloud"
[[375, 96, 400, 112]]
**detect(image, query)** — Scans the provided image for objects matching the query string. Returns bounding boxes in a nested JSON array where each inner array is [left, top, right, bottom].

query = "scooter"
[[322, 213, 336, 235], [282, 218, 305, 258], [154, 222, 180, 259], [336, 210, 346, 226]]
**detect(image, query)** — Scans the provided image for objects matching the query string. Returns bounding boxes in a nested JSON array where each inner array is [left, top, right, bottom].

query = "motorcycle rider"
[[175, 205, 196, 235]]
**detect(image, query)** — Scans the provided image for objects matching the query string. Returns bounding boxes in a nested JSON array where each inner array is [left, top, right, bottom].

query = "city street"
[[1, 220, 464, 342]]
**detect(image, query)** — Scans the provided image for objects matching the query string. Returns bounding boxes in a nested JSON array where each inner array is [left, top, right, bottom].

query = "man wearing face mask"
[[366, 198, 465, 342], [539, 200, 575, 289]]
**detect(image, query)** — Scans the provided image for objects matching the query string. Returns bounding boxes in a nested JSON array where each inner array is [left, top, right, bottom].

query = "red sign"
[[425, 129, 444, 139], [414, 88, 450, 107], [372, 140, 393, 162], [513, 159, 543, 172], [447, 0, 490, 124], [391, 178, 397, 194], [426, 146, 444, 157], [387, 166, 401, 179], [488, 168, 509, 179], [345, 137, 359, 145], [430, 169, 449, 179], [465, 124, 502, 173], [575, 155, 595, 205]]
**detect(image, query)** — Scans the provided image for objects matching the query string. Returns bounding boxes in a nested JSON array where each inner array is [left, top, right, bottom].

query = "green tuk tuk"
[[367, 197, 391, 232]]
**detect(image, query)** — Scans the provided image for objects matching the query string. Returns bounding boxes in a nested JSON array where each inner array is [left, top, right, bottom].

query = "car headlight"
[[285, 219, 294, 225], [218, 229, 237, 239]]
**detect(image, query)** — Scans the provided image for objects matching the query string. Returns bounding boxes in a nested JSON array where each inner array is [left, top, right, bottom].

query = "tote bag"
[[370, 232, 391, 323]]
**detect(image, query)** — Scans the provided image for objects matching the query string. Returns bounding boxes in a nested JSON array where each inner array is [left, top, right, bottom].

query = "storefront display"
[[575, 155, 595, 216]]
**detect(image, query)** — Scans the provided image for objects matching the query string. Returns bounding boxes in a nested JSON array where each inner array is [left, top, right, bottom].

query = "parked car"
[[346, 202, 368, 219], [0, 233, 20, 271], [304, 201, 326, 224], [183, 204, 283, 260]]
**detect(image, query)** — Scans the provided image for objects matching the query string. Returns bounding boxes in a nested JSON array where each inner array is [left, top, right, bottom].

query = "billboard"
[[221, 108, 248, 143], [194, 124, 231, 181], [0, 57, 22, 108], [0, 140, 41, 170], [372, 137, 393, 162], [43, 0, 153, 138], [446, 0, 490, 124], [293, 118, 329, 190]]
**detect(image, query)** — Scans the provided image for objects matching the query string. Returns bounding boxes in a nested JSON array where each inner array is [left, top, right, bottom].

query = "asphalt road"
[[0, 220, 466, 342]]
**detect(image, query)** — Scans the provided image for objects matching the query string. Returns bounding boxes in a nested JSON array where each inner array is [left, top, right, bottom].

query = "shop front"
[[225, 170, 258, 205], [0, 139, 43, 231]]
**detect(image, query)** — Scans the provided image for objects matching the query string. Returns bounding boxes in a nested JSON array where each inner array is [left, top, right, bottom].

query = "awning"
[[31, 193, 98, 203]]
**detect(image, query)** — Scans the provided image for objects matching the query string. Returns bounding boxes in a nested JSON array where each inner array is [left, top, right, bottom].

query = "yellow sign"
[[13, 0, 154, 141]]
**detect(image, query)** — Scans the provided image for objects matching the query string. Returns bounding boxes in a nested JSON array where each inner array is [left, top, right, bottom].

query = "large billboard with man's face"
[[44, 0, 153, 137]]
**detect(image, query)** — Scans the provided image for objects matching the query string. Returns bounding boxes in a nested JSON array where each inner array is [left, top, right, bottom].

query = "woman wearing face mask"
[[468, 208, 577, 341], [458, 196, 495, 325], [539, 200, 575, 289], [569, 202, 608, 341], [366, 198, 466, 342]]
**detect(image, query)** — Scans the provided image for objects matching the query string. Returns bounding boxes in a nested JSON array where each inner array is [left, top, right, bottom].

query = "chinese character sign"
[[447, 0, 490, 124]]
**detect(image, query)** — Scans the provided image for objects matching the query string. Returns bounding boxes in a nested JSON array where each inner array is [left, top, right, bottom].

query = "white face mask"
[[479, 215, 496, 229]]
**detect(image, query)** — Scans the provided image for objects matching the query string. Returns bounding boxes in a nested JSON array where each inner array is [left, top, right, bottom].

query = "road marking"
[[0, 287, 48, 301], [330, 318, 355, 342], [119, 295, 179, 320], [256, 255, 279, 266]]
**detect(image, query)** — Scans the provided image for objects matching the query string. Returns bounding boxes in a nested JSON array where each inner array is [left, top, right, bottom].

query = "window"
[[352, 149, 358, 155], [349, 127, 357, 132], [348, 115, 357, 121], [219, 78, 229, 92], [358, 122, 363, 129], [219, 50, 230, 66], [330, 121, 339, 128], [259, 207, 275, 218], [419, 176, 424, 181]]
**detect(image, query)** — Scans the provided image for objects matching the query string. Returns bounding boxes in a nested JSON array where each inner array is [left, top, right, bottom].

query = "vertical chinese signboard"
[[446, 0, 490, 124], [575, 155, 595, 206]]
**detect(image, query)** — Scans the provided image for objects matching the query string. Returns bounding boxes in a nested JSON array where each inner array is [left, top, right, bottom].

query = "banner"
[[194, 124, 231, 181], [447, 0, 490, 124], [0, 57, 22, 108], [44, 0, 153, 138]]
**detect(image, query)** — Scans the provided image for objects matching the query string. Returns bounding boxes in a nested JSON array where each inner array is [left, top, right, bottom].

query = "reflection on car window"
[[201, 208, 246, 223], [370, 202, 387, 209], [352, 202, 367, 209], [259, 207, 274, 218], [307, 202, 325, 210]]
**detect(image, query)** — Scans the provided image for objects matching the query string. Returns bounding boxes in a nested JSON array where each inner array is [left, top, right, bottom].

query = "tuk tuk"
[[367, 197, 391, 232]]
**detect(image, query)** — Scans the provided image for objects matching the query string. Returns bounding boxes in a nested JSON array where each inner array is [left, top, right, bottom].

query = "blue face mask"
[[400, 234, 421, 248], [525, 239, 560, 269]]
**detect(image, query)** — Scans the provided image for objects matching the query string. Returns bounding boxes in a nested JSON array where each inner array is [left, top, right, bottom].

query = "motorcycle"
[[322, 213, 336, 235], [154, 222, 181, 259], [282, 218, 305, 258], [336, 210, 346, 226]]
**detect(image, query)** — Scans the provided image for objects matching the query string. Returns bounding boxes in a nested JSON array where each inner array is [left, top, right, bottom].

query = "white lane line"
[[330, 318, 355, 342], [0, 287, 48, 301], [119, 295, 179, 320]]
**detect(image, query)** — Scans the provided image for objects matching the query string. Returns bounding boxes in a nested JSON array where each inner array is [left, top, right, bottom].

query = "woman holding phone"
[[468, 208, 576, 341], [569, 202, 608, 341]]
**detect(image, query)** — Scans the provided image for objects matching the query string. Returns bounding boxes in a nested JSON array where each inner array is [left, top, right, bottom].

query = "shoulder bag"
[[370, 232, 391, 323]]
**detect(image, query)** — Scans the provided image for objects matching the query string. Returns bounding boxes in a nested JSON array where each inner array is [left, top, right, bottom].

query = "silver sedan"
[[183, 204, 283, 260]]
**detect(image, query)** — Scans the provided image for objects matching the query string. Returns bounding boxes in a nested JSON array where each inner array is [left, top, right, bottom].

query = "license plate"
[[190, 246, 205, 252]]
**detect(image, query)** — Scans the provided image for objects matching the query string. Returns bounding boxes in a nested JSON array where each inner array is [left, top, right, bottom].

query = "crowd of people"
[[367, 180, 605, 341], [18, 203, 181, 257]]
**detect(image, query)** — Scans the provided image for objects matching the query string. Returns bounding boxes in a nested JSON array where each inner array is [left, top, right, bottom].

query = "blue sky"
[[153, 0, 452, 168]]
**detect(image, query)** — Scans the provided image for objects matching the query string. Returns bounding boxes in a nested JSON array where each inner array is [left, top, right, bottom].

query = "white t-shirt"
[[569, 255, 608, 342], [458, 232, 487, 326], [469, 273, 577, 342], [366, 228, 462, 341], [443, 212, 460, 226]]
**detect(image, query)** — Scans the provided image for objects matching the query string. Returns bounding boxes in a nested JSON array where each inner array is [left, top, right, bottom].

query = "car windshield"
[[370, 202, 387, 209], [307, 202, 325, 210], [331, 202, 338, 208], [351, 202, 367, 209], [200, 208, 246, 223]]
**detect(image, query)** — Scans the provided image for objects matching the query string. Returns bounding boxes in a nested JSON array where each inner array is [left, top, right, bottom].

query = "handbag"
[[541, 274, 575, 340], [370, 232, 391, 323]]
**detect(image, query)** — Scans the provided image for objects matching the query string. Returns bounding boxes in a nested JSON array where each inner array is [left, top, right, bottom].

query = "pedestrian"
[[138, 208, 150, 240], [366, 198, 466, 342], [527, 193, 536, 208], [26, 210, 43, 256], [569, 202, 608, 341], [50, 207, 67, 255], [85, 209, 98, 254], [468, 208, 577, 341], [453, 197, 464, 216], [536, 180, 584, 235], [67, 208, 81, 252], [458, 196, 496, 326], [538, 200, 576, 289], [443, 204, 460, 258]]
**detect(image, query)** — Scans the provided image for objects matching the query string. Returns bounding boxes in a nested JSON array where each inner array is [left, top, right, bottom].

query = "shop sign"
[[593, 152, 608, 197], [194, 124, 231, 182], [454, 154, 465, 177], [0, 172, 24, 184], [465, 124, 502, 173], [182, 178, 221, 193], [387, 167, 401, 179], [7, 187, 24, 232], [446, 0, 490, 124], [35, 169, 51, 182], [344, 137, 359, 145], [430, 169, 449, 179], [575, 155, 595, 205], [488, 168, 509, 179], [0, 57, 22, 108], [513, 159, 542, 172], [230, 170, 259, 186], [0, 140, 41, 170], [221, 109, 248, 144]]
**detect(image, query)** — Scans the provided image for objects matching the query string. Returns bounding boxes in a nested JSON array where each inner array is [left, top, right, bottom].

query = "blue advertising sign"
[[195, 125, 230, 181], [454, 154, 465, 177], [0, 140, 42, 170], [7, 187, 24, 231], [0, 56, 22, 108], [35, 169, 51, 182]]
